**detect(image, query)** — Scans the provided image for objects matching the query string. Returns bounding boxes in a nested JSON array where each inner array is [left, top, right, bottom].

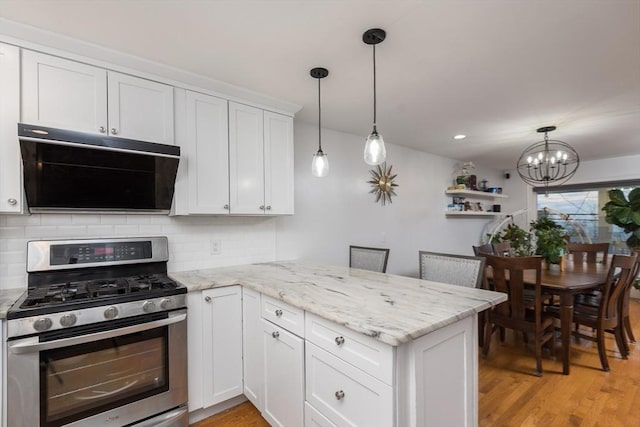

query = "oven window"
[[40, 327, 169, 427]]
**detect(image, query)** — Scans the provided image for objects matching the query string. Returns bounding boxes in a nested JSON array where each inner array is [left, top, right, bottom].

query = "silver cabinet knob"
[[335, 336, 345, 346], [259, 205, 265, 210], [272, 331, 280, 339], [60, 314, 77, 327], [111, 128, 119, 135], [223, 204, 229, 210], [204, 296, 212, 303], [335, 390, 345, 400], [143, 301, 156, 313], [104, 306, 119, 319], [7, 198, 17, 206], [275, 309, 283, 317], [33, 318, 53, 332], [266, 205, 272, 210], [99, 126, 106, 133]]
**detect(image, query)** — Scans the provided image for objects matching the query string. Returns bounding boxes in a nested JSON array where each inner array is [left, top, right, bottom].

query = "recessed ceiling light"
[[453, 134, 466, 140]]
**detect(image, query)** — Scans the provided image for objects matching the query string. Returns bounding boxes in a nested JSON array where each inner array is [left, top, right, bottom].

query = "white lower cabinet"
[[187, 286, 243, 412], [242, 287, 263, 410], [305, 402, 337, 427], [305, 342, 393, 427], [261, 319, 305, 427]]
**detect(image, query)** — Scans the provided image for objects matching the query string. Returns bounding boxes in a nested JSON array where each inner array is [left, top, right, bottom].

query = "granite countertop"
[[0, 288, 25, 319], [170, 260, 507, 346]]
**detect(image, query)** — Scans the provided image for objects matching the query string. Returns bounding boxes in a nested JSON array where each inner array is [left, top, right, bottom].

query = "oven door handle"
[[10, 311, 186, 354]]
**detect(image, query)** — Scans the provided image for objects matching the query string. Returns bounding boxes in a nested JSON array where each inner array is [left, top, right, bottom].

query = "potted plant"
[[602, 188, 640, 291], [490, 223, 534, 257], [530, 214, 569, 267]]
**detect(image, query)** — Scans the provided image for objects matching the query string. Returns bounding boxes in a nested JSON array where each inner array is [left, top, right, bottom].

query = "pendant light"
[[516, 126, 580, 190], [363, 28, 387, 165], [310, 67, 329, 177]]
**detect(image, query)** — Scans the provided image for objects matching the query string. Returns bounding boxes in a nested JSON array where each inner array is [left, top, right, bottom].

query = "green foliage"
[[602, 188, 640, 249], [490, 223, 534, 257], [530, 215, 568, 264]]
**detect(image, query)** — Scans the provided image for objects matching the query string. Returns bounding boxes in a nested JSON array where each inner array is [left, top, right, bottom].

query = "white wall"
[[275, 121, 505, 277], [0, 215, 277, 290]]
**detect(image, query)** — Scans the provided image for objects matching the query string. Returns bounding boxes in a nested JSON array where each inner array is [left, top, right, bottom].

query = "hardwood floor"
[[192, 300, 640, 426]]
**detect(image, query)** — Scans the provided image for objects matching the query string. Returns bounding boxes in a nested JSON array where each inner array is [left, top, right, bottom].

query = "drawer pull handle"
[[335, 390, 345, 400], [275, 309, 283, 317], [272, 331, 280, 339], [335, 336, 345, 346]]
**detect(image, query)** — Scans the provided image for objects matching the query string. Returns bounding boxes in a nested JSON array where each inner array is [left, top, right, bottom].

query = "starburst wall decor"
[[368, 162, 398, 205]]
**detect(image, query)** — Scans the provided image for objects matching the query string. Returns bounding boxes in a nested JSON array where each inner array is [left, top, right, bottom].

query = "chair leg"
[[482, 321, 493, 357], [499, 327, 505, 343], [624, 315, 636, 343], [535, 336, 543, 377], [596, 328, 610, 372], [478, 311, 486, 348], [614, 327, 628, 360]]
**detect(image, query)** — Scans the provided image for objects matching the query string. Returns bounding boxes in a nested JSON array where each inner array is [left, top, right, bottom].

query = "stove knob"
[[59, 314, 77, 327], [160, 298, 174, 310], [33, 318, 53, 332], [104, 306, 119, 319], [143, 301, 156, 313]]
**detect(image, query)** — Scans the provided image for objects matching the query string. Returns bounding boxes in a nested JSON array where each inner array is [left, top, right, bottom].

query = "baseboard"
[[188, 394, 248, 424]]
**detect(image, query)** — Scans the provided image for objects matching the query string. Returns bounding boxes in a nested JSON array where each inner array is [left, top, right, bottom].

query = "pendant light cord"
[[372, 44, 377, 132], [318, 77, 323, 152]]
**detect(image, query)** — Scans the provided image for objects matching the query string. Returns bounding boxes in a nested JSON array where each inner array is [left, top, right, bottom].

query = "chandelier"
[[516, 126, 579, 188]]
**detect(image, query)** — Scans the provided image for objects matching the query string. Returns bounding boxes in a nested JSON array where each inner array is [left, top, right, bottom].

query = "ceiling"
[[1, 0, 639, 170]]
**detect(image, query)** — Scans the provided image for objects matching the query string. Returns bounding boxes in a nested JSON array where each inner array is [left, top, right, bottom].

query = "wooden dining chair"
[[492, 241, 513, 257], [482, 254, 555, 376], [619, 253, 640, 356], [349, 245, 390, 273], [568, 253, 637, 371], [567, 242, 610, 264], [472, 243, 495, 256]]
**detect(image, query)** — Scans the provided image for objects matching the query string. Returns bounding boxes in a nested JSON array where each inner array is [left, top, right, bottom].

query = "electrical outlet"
[[210, 239, 222, 255]]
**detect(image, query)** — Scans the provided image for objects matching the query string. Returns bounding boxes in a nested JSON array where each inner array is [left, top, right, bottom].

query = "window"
[[535, 183, 637, 254]]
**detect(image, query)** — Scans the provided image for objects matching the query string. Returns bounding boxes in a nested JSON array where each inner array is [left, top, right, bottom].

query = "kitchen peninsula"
[[172, 261, 507, 427]]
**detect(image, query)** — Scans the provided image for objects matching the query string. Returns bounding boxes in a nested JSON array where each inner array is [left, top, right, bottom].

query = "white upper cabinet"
[[107, 71, 174, 144], [264, 111, 294, 215], [21, 51, 174, 144], [229, 102, 294, 215], [229, 102, 265, 215], [22, 50, 108, 135], [0, 42, 22, 213], [184, 91, 229, 214]]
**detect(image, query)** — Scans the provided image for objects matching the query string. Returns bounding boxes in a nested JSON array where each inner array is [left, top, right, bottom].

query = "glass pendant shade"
[[311, 149, 329, 177], [364, 130, 386, 165]]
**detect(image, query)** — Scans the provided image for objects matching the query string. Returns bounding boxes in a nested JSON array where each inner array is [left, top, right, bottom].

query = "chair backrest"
[[419, 251, 485, 288], [349, 245, 390, 273], [492, 241, 513, 257], [599, 253, 638, 325], [472, 244, 494, 256], [620, 251, 640, 316], [567, 242, 610, 264], [483, 254, 543, 324]]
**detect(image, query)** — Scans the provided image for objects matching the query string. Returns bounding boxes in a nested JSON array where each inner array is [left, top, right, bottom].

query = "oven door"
[[7, 310, 187, 427]]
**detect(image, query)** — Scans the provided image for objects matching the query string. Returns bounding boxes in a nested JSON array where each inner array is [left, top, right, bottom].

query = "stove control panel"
[[7, 294, 187, 339], [50, 241, 153, 265]]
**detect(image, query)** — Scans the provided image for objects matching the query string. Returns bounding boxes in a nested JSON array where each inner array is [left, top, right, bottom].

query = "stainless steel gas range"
[[6, 237, 188, 427]]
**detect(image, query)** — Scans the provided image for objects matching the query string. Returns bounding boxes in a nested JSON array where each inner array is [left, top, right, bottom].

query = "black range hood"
[[18, 124, 180, 214]]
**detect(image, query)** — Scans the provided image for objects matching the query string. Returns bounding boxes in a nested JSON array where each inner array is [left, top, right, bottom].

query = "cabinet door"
[[107, 71, 174, 144], [22, 50, 108, 134], [202, 286, 243, 407], [185, 91, 230, 214], [264, 111, 294, 215], [229, 102, 264, 214], [186, 292, 204, 411], [0, 43, 22, 213], [261, 319, 304, 427], [242, 288, 263, 410]]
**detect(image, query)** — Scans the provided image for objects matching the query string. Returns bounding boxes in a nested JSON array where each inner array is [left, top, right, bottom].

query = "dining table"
[[527, 260, 611, 375]]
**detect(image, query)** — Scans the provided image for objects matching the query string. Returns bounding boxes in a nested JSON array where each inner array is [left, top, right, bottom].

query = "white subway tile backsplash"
[[41, 214, 73, 225], [0, 213, 277, 287]]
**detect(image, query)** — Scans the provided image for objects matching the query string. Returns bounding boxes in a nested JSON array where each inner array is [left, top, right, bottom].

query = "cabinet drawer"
[[306, 343, 393, 427], [305, 402, 337, 427], [305, 313, 394, 385], [261, 294, 305, 337]]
